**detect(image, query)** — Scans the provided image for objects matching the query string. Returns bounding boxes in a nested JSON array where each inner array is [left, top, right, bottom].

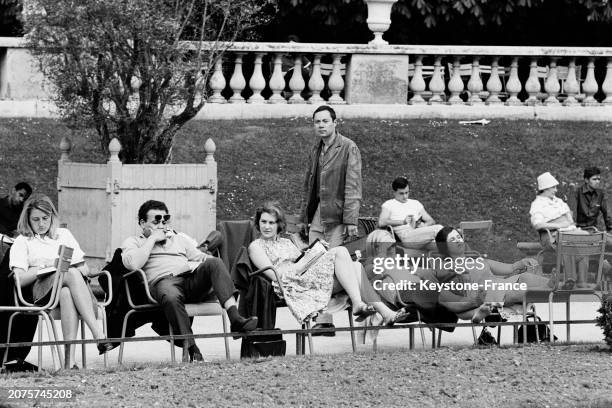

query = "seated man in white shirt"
[[121, 200, 257, 362], [378, 177, 443, 250]]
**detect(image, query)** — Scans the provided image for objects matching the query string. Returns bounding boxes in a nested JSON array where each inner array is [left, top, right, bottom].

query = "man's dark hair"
[[14, 182, 32, 196], [391, 177, 409, 191], [312, 105, 336, 121], [584, 166, 601, 180], [138, 200, 169, 222]]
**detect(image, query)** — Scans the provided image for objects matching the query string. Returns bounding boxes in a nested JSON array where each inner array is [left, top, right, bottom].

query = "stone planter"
[[365, 0, 398, 46]]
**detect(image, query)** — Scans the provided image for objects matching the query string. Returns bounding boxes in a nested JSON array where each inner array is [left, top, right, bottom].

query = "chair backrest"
[[408, 64, 436, 78], [217, 220, 257, 271], [556, 231, 606, 257], [458, 220, 493, 236], [320, 62, 346, 76]]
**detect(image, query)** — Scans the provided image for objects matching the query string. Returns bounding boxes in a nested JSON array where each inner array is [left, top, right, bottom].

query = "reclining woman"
[[529, 171, 589, 289], [378, 176, 443, 250], [248, 201, 407, 325], [434, 226, 557, 323], [9, 194, 111, 369]]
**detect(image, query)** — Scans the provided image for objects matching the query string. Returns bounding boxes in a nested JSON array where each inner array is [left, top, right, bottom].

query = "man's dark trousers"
[[149, 257, 237, 348]]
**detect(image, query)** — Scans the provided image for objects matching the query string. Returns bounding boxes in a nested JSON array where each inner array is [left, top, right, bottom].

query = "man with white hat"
[[529, 172, 589, 289]]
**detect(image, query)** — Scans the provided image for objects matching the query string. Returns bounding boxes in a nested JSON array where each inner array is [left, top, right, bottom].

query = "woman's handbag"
[[240, 328, 286, 358]]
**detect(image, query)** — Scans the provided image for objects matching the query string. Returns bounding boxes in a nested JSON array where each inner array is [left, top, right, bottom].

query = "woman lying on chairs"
[[434, 226, 558, 323], [248, 201, 407, 326], [9, 194, 111, 369]]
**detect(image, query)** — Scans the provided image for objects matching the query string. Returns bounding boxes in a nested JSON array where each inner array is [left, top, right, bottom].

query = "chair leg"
[[295, 332, 302, 355], [435, 328, 440, 348], [548, 293, 555, 344], [118, 309, 136, 365], [409, 327, 414, 350], [168, 324, 176, 364], [305, 321, 314, 355], [2, 312, 20, 366], [497, 325, 502, 345], [347, 310, 356, 353], [81, 320, 87, 369], [471, 326, 478, 345], [100, 306, 108, 368], [38, 316, 43, 371], [44, 314, 62, 371], [566, 300, 571, 342], [221, 311, 230, 361]]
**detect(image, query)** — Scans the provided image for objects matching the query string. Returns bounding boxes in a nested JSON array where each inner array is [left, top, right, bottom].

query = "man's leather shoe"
[[311, 322, 335, 337], [188, 345, 204, 363], [231, 316, 258, 334]]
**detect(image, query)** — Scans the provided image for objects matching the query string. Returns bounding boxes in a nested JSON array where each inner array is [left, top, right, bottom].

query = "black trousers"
[[149, 257, 238, 348]]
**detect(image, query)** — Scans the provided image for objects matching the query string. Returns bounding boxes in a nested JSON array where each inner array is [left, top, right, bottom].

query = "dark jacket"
[[575, 184, 612, 231], [302, 132, 362, 227]]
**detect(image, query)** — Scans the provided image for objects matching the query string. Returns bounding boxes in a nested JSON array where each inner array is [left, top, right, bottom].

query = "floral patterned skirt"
[[273, 251, 336, 322]]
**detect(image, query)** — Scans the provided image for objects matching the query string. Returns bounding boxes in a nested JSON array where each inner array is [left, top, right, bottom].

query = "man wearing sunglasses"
[[121, 200, 257, 362]]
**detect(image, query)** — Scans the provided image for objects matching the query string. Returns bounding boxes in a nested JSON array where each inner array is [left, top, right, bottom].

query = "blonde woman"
[[9, 194, 111, 369]]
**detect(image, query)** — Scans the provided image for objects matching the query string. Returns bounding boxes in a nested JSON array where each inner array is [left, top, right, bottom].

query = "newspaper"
[[294, 240, 327, 275]]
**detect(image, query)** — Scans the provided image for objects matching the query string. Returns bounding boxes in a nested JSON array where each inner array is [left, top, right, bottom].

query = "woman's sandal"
[[353, 303, 377, 322], [382, 308, 411, 326]]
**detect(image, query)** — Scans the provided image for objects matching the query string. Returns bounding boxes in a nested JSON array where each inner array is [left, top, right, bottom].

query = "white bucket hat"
[[537, 172, 559, 191]]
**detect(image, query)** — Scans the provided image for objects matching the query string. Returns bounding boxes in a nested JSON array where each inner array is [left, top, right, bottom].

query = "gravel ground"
[[1, 344, 612, 408]]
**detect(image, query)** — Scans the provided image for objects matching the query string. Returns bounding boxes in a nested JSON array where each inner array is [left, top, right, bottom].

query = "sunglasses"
[[149, 214, 171, 225]]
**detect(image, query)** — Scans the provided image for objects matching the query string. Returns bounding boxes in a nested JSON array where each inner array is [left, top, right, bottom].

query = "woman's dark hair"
[[391, 176, 409, 191], [254, 201, 286, 234], [435, 226, 457, 257]]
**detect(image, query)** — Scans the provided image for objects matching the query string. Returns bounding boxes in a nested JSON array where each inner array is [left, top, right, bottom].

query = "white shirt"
[[9, 228, 85, 271], [529, 195, 571, 229], [381, 198, 424, 232]]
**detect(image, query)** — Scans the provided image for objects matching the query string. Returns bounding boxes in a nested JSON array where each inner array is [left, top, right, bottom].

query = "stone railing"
[[2, 37, 612, 108], [207, 43, 612, 107]]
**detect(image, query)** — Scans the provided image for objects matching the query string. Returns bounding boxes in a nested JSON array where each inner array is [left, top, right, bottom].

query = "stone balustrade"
[[2, 37, 612, 108]]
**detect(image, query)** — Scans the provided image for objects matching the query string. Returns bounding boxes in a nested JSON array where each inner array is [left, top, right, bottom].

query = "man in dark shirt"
[[0, 182, 32, 239], [575, 167, 612, 232]]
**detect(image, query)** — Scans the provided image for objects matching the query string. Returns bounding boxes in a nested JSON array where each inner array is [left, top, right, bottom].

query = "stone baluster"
[[544, 58, 560, 105], [59, 136, 71, 162], [467, 56, 483, 104], [288, 54, 306, 104], [229, 52, 246, 103], [328, 54, 345, 104], [562, 58, 580, 106], [247, 53, 266, 104], [485, 57, 503, 105], [409, 55, 426, 104], [308, 54, 325, 103], [524, 58, 541, 106], [602, 58, 612, 105], [208, 58, 226, 103], [582, 58, 599, 106], [447, 56, 464, 105], [505, 57, 522, 106], [428, 56, 445, 104], [268, 53, 287, 104]]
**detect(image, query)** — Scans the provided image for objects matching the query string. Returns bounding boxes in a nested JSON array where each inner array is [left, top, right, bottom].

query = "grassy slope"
[[1, 117, 611, 260]]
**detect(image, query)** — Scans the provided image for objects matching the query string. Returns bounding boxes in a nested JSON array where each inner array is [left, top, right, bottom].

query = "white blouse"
[[9, 228, 85, 271]]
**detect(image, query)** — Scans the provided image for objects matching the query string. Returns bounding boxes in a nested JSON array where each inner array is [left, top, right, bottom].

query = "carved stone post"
[[268, 53, 287, 104], [409, 55, 426, 105], [543, 58, 560, 106], [328, 54, 345, 104], [308, 54, 325, 103], [247, 53, 266, 104], [602, 58, 612, 105], [524, 58, 541, 106], [485, 57, 503, 105], [582, 58, 599, 106], [562, 58, 580, 106], [428, 56, 445, 104], [208, 58, 226, 104], [447, 57, 464, 105], [288, 54, 306, 104], [466, 56, 483, 105], [505, 57, 522, 106], [229, 53, 246, 103]]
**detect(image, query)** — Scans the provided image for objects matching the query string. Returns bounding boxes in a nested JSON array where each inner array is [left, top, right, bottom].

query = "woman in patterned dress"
[[248, 202, 405, 324]]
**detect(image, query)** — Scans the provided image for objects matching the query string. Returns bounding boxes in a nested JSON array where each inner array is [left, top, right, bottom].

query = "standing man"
[[302, 105, 362, 334], [575, 167, 612, 234], [122, 200, 257, 361], [0, 182, 32, 239]]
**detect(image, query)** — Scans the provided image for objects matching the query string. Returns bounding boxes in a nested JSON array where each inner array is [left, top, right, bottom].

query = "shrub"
[[596, 293, 612, 347]]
